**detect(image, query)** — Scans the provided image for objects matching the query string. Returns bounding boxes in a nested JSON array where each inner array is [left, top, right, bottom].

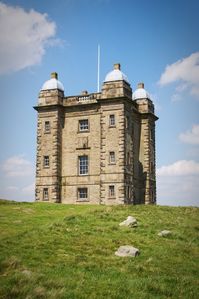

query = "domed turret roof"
[[133, 83, 150, 100], [104, 63, 129, 83], [41, 72, 64, 92]]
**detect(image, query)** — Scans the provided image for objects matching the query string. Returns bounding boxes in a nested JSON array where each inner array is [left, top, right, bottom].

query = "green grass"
[[0, 200, 198, 299]]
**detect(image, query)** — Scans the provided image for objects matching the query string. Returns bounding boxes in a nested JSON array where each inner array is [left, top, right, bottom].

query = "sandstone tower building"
[[34, 64, 158, 204]]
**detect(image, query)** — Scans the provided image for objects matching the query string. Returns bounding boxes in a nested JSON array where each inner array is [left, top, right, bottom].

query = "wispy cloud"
[[157, 160, 199, 176], [158, 52, 199, 99], [0, 2, 57, 75], [179, 124, 199, 145], [2, 155, 34, 177]]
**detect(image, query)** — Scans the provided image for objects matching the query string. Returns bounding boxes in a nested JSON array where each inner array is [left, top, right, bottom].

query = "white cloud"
[[158, 52, 199, 98], [157, 175, 199, 206], [157, 160, 199, 176], [179, 124, 199, 145], [157, 160, 199, 206], [0, 2, 57, 74], [2, 155, 34, 177]]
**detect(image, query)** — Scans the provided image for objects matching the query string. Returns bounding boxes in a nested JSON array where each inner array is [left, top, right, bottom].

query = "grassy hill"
[[0, 200, 198, 299]]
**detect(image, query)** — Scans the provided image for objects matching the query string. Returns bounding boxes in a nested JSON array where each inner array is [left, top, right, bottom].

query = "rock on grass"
[[115, 245, 140, 257]]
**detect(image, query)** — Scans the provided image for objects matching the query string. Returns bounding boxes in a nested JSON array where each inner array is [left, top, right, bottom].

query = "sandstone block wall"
[[34, 79, 157, 205]]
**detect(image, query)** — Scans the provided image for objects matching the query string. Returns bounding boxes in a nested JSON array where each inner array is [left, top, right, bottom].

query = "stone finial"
[[137, 82, 144, 89], [51, 72, 58, 79], [114, 63, 121, 70]]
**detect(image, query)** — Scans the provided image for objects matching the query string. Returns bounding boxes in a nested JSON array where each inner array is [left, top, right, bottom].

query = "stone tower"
[[34, 64, 158, 204], [35, 72, 64, 203], [133, 83, 157, 204]]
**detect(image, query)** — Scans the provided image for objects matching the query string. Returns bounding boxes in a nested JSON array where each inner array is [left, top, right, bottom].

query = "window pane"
[[43, 188, 49, 201], [109, 115, 115, 126], [109, 185, 115, 197], [45, 121, 50, 132], [44, 156, 49, 167], [78, 188, 88, 200], [109, 151, 115, 163], [79, 156, 88, 175], [79, 119, 89, 131]]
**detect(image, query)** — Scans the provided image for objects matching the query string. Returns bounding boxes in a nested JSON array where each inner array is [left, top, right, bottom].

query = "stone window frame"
[[44, 121, 51, 133], [78, 155, 89, 175], [109, 185, 115, 198], [77, 187, 89, 201], [109, 151, 116, 164], [79, 119, 89, 132], [109, 114, 116, 127], [43, 155, 50, 168], [43, 188, 49, 201]]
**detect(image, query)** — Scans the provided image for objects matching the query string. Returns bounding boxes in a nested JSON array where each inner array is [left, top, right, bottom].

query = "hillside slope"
[[0, 200, 198, 299]]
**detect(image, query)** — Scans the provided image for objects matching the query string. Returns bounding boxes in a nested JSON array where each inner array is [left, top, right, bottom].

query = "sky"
[[0, 0, 199, 206]]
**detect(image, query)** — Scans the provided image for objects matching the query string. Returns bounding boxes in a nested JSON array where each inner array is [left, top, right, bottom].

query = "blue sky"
[[0, 0, 199, 206]]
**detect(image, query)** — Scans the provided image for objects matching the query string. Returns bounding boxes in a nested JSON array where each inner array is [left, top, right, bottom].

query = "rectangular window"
[[79, 155, 88, 175], [78, 188, 88, 200], [43, 188, 49, 201], [109, 151, 115, 164], [44, 156, 49, 167], [109, 114, 115, 126], [79, 119, 89, 131], [109, 185, 115, 197], [44, 121, 50, 133]]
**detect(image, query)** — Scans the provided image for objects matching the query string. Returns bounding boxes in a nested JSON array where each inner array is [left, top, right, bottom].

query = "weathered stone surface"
[[119, 216, 137, 227], [115, 245, 140, 257], [34, 66, 158, 205], [158, 230, 172, 237]]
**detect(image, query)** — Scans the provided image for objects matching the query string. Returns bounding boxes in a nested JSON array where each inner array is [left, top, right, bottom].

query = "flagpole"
[[97, 44, 100, 92]]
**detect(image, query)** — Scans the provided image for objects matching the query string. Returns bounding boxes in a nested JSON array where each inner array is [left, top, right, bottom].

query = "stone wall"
[[34, 79, 158, 205]]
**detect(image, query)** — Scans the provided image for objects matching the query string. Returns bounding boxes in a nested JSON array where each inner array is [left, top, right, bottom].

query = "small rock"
[[119, 216, 137, 227], [158, 230, 172, 237], [115, 245, 140, 257]]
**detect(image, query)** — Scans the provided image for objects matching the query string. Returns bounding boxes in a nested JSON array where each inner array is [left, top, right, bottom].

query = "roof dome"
[[104, 63, 129, 83], [133, 83, 150, 100], [41, 72, 64, 92]]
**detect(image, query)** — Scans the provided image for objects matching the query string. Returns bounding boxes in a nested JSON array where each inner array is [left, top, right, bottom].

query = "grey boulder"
[[119, 216, 137, 227], [158, 230, 172, 237], [115, 245, 140, 257]]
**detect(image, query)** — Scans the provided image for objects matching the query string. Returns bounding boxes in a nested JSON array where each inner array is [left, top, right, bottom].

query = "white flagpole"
[[97, 44, 100, 92]]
